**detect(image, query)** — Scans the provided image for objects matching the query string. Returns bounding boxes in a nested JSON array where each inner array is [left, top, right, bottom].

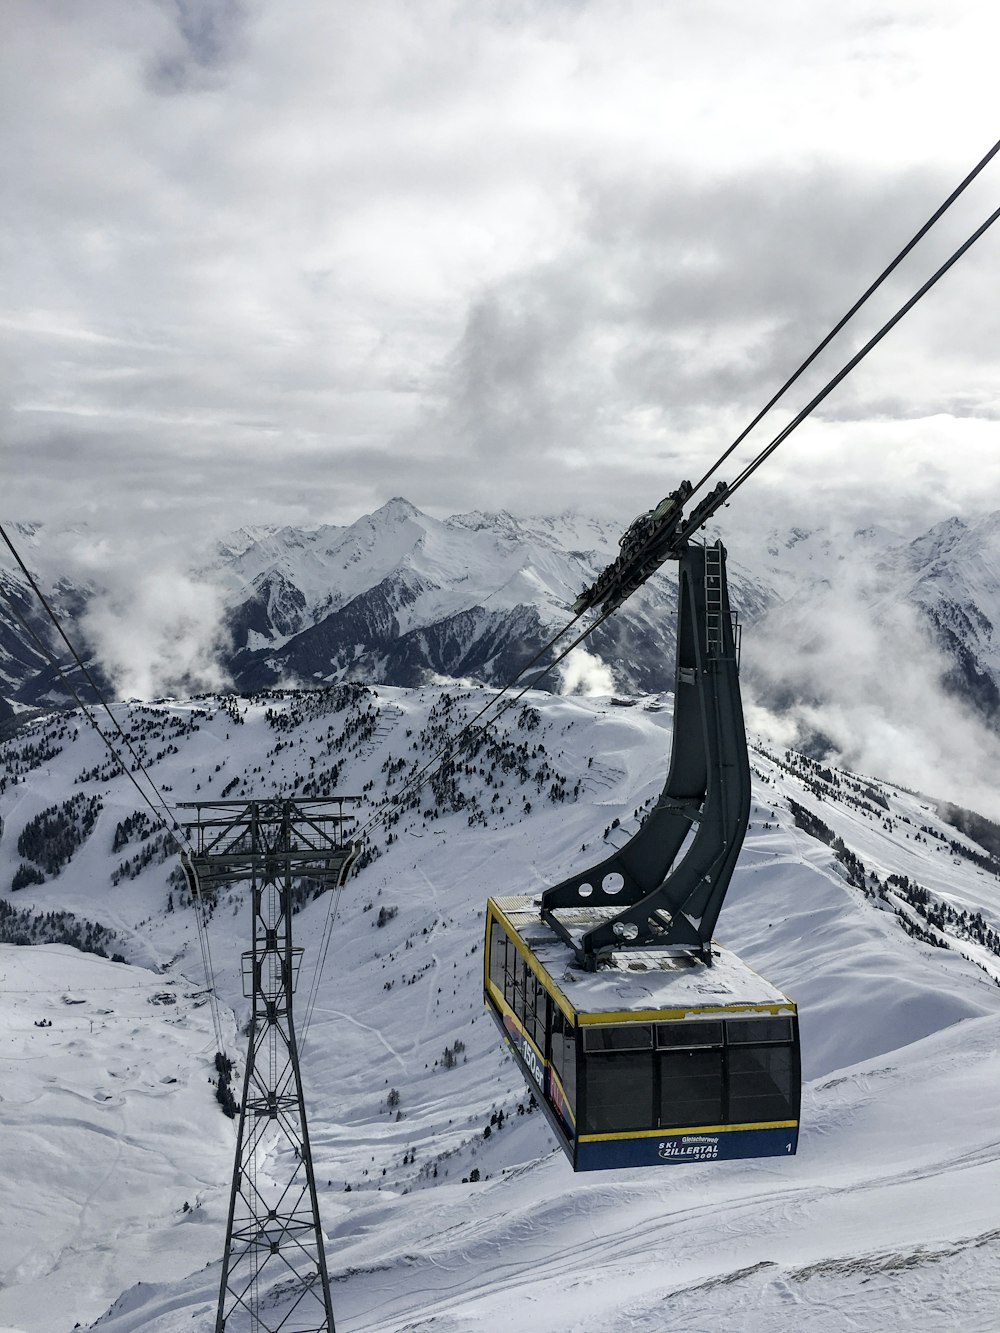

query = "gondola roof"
[[491, 894, 795, 1021]]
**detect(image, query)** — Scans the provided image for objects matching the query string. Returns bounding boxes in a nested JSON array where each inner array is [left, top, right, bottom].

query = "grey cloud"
[[743, 554, 1000, 820], [414, 155, 1000, 528], [3, 1, 1000, 543], [148, 0, 250, 93], [445, 161, 994, 428]]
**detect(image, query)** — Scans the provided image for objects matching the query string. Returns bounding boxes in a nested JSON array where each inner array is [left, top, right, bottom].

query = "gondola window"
[[728, 1044, 795, 1123], [583, 1026, 655, 1133]]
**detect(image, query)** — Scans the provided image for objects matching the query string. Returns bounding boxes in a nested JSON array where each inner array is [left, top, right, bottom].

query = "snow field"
[[1, 686, 999, 1330], [0, 945, 235, 1332]]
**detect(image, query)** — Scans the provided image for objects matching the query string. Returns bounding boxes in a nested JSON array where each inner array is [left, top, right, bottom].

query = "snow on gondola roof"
[[491, 894, 795, 1021]]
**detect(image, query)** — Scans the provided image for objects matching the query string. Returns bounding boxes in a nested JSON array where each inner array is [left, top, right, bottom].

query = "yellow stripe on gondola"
[[485, 974, 511, 1020], [579, 1120, 798, 1143], [486, 900, 576, 1022]]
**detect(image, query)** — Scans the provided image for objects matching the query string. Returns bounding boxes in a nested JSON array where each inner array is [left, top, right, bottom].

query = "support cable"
[[0, 526, 228, 1056], [298, 875, 349, 1051], [719, 199, 1000, 513], [688, 134, 1000, 502], [344, 140, 1000, 826]]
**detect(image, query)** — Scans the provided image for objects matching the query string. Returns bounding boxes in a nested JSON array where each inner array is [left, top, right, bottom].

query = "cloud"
[[558, 646, 616, 697], [3, 1, 1000, 537], [62, 530, 233, 699], [82, 571, 232, 700], [148, 0, 250, 93], [743, 552, 1000, 818]]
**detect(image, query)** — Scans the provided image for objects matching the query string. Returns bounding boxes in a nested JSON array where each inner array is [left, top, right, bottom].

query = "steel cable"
[[720, 199, 1000, 514], [303, 170, 1000, 1030], [0, 529, 229, 1055], [688, 134, 1000, 503]]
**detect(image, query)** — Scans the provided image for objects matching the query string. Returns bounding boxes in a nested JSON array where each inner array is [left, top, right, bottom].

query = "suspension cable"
[[720, 199, 1000, 511], [0, 528, 228, 1056], [334, 180, 1000, 948], [414, 139, 1000, 750], [298, 874, 349, 1050], [688, 134, 1000, 502]]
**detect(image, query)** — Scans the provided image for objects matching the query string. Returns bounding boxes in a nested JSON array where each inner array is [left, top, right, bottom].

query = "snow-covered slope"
[[2, 687, 1000, 1331], [0, 946, 235, 1332]]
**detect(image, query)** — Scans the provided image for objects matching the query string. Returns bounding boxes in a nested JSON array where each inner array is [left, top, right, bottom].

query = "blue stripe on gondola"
[[575, 1125, 798, 1171]]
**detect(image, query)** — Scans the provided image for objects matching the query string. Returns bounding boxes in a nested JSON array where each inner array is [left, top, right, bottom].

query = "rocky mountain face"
[[881, 513, 1000, 715], [2, 500, 999, 738]]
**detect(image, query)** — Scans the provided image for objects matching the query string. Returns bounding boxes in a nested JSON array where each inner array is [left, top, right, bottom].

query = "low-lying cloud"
[[558, 646, 616, 697], [61, 531, 233, 700], [744, 556, 1000, 819], [82, 571, 231, 700]]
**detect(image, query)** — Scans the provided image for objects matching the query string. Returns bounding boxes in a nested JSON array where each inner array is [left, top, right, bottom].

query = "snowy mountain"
[[1, 686, 1000, 1331], [2, 499, 773, 709], [4, 500, 1000, 795], [209, 497, 763, 696], [205, 503, 1000, 748]]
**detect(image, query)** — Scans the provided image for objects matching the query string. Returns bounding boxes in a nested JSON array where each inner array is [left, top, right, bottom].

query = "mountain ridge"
[[3, 500, 1000, 782]]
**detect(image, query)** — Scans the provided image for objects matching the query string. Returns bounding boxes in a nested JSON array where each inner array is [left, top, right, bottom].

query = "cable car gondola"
[[484, 528, 802, 1170], [484, 896, 800, 1170]]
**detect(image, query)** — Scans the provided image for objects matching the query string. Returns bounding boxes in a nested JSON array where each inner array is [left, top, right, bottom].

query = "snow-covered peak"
[[372, 496, 422, 522], [213, 524, 286, 561], [902, 514, 970, 568]]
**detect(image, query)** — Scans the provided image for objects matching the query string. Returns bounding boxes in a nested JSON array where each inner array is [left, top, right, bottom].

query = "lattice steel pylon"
[[180, 799, 358, 1333]]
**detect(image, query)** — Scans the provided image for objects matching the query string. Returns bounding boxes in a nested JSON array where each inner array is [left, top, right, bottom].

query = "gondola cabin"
[[485, 895, 800, 1172]]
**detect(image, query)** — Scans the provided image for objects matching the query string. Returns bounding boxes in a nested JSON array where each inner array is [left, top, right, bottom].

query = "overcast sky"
[[4, 0, 1000, 545]]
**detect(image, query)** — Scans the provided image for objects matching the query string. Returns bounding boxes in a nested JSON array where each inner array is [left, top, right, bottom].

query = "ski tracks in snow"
[[319, 1007, 408, 1071]]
